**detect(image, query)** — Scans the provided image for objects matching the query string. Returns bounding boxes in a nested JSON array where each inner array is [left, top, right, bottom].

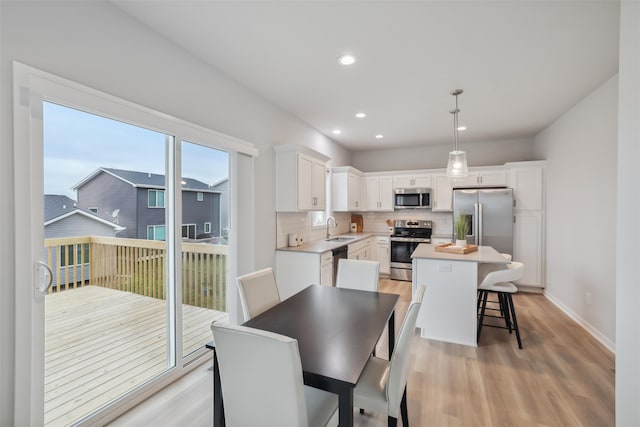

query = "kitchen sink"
[[325, 237, 356, 242]]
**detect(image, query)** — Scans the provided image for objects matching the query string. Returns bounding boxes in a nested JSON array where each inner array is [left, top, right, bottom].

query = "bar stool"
[[477, 261, 525, 349]]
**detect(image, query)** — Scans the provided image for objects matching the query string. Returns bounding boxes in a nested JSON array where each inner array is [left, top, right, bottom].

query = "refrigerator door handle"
[[474, 203, 480, 246], [478, 203, 483, 246]]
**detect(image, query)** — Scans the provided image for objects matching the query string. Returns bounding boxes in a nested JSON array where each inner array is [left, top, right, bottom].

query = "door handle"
[[35, 261, 53, 297]]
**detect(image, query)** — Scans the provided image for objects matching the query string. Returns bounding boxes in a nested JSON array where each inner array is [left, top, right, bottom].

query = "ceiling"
[[112, 1, 620, 152]]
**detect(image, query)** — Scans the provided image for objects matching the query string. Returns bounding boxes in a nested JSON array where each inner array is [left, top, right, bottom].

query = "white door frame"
[[12, 62, 254, 425]]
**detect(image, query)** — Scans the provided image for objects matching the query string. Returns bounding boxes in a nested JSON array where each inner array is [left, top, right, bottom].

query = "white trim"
[[543, 290, 615, 353], [44, 209, 125, 231], [204, 222, 211, 234]]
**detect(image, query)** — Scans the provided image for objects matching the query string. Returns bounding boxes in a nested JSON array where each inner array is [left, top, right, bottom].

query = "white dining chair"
[[352, 285, 426, 427], [211, 322, 338, 427], [335, 259, 380, 292], [236, 267, 281, 321], [477, 261, 525, 349]]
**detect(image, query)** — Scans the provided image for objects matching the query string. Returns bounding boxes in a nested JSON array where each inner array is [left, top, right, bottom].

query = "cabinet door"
[[348, 173, 361, 211], [394, 174, 431, 188], [478, 170, 507, 186], [320, 261, 333, 287], [378, 176, 394, 211], [432, 175, 453, 211], [311, 159, 326, 210], [297, 155, 313, 210], [377, 243, 390, 274], [510, 167, 543, 211], [513, 212, 543, 287], [365, 177, 379, 210]]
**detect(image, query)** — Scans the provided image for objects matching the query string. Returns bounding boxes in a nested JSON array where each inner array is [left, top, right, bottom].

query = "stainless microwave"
[[394, 188, 432, 209]]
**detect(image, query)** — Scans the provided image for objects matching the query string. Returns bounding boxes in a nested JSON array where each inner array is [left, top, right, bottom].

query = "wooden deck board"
[[44, 285, 227, 427]]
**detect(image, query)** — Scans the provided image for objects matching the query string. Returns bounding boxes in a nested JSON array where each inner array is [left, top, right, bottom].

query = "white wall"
[[615, 2, 640, 425], [533, 75, 618, 348], [0, 1, 349, 423], [351, 137, 536, 172]]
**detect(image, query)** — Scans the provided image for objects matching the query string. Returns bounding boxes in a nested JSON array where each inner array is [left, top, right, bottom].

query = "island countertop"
[[411, 243, 510, 264]]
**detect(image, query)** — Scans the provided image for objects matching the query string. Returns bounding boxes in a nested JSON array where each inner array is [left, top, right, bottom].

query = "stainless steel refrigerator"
[[452, 188, 514, 255]]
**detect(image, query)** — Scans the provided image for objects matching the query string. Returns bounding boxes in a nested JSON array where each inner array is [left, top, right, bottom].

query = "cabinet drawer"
[[320, 251, 333, 266]]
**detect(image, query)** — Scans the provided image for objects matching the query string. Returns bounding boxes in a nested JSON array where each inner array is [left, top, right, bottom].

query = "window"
[[182, 224, 196, 239], [197, 192, 203, 201], [204, 222, 211, 234], [148, 189, 165, 208], [311, 211, 326, 228], [147, 224, 166, 241], [59, 243, 89, 267], [88, 207, 98, 214]]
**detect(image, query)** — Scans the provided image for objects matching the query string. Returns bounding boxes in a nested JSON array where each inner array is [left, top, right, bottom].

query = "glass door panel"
[[181, 141, 230, 357], [43, 102, 172, 426]]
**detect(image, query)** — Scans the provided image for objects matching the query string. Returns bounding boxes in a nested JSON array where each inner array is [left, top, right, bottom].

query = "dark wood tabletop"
[[243, 284, 399, 426]]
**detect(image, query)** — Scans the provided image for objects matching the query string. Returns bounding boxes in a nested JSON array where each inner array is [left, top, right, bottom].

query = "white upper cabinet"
[[509, 166, 544, 211], [332, 167, 364, 211], [432, 174, 453, 212], [393, 173, 431, 189], [365, 175, 393, 211], [275, 145, 329, 212]]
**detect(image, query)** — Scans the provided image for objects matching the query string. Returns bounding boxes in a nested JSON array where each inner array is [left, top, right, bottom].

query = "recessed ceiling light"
[[332, 129, 342, 135], [375, 134, 384, 139], [337, 54, 357, 66], [457, 125, 467, 131], [355, 112, 367, 119]]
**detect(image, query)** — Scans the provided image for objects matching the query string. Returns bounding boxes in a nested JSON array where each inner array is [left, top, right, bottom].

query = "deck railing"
[[43, 236, 228, 311]]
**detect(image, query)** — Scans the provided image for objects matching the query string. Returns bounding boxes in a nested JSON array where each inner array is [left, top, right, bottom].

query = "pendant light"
[[446, 89, 468, 178]]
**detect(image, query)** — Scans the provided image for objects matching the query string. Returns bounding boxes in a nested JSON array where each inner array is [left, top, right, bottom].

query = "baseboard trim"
[[543, 290, 615, 354]]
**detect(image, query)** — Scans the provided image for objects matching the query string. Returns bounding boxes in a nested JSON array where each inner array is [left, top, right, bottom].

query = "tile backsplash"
[[276, 210, 453, 248]]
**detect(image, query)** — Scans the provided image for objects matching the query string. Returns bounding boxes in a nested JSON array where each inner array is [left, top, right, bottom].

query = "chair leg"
[[400, 386, 409, 427], [477, 290, 489, 342], [387, 416, 398, 427], [507, 293, 523, 349], [500, 293, 512, 333]]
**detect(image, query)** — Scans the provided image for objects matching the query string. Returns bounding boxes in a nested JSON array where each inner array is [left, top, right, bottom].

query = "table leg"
[[337, 386, 354, 427], [388, 310, 396, 358], [213, 350, 225, 427]]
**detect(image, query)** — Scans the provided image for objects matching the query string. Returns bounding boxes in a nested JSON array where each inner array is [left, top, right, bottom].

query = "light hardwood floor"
[[110, 279, 615, 427]]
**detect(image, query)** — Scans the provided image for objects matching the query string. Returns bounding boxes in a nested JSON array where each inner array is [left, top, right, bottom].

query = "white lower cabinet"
[[376, 236, 390, 274], [513, 211, 543, 287], [348, 237, 374, 260], [320, 251, 333, 287], [275, 250, 327, 300]]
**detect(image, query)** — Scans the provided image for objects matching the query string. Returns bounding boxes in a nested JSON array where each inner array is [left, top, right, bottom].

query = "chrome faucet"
[[326, 216, 337, 239]]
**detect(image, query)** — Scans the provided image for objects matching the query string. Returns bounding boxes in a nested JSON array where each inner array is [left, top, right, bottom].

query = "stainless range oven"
[[390, 220, 432, 281]]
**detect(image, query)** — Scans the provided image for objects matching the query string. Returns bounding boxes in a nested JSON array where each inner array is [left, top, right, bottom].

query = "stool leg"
[[507, 293, 523, 349], [477, 290, 489, 342], [500, 293, 512, 333]]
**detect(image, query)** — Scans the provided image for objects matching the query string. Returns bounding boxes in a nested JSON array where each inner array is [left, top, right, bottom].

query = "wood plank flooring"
[[109, 279, 615, 427], [45, 286, 227, 427]]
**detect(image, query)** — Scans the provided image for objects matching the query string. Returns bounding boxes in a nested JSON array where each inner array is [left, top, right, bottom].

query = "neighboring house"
[[210, 178, 229, 239], [72, 167, 223, 240], [45, 194, 125, 288]]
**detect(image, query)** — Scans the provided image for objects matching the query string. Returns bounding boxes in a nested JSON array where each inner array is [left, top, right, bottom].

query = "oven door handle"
[[390, 237, 430, 243]]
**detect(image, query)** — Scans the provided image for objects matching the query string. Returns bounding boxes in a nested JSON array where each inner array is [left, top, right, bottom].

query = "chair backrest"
[[335, 259, 380, 292], [211, 322, 308, 427], [386, 285, 425, 417], [478, 261, 524, 289], [236, 267, 281, 321]]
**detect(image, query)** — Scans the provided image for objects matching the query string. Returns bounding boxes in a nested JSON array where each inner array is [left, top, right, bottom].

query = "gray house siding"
[[77, 171, 137, 238], [136, 188, 166, 239], [212, 179, 228, 237]]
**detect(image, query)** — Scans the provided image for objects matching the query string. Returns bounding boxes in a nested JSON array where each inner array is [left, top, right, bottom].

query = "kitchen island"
[[411, 243, 509, 347]]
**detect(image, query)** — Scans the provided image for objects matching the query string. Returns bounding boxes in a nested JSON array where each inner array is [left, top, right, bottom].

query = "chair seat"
[[353, 356, 390, 414], [304, 386, 339, 427], [479, 281, 518, 293]]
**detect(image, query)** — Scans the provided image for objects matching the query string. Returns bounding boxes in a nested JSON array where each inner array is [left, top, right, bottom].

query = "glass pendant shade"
[[446, 89, 469, 178], [447, 150, 468, 178]]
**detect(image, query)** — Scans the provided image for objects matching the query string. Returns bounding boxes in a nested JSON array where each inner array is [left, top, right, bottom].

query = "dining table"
[[210, 283, 399, 427]]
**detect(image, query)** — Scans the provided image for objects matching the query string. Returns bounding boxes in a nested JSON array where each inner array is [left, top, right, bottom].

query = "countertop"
[[411, 243, 509, 264], [276, 232, 374, 254]]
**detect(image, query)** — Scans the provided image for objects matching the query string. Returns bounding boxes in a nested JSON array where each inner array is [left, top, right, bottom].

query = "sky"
[[43, 102, 229, 199]]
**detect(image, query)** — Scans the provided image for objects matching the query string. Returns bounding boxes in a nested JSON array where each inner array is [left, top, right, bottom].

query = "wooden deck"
[[45, 286, 227, 426]]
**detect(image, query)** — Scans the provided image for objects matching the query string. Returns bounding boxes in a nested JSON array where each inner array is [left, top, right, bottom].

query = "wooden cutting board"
[[351, 214, 363, 232]]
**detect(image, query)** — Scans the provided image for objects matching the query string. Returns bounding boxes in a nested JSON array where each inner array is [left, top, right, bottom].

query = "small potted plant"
[[454, 213, 468, 247]]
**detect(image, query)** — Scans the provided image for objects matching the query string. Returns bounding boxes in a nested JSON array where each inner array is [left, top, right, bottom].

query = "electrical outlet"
[[438, 264, 452, 273]]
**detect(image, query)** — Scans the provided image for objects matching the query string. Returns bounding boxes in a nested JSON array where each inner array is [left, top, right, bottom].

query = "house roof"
[[72, 167, 223, 193], [44, 194, 125, 231]]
